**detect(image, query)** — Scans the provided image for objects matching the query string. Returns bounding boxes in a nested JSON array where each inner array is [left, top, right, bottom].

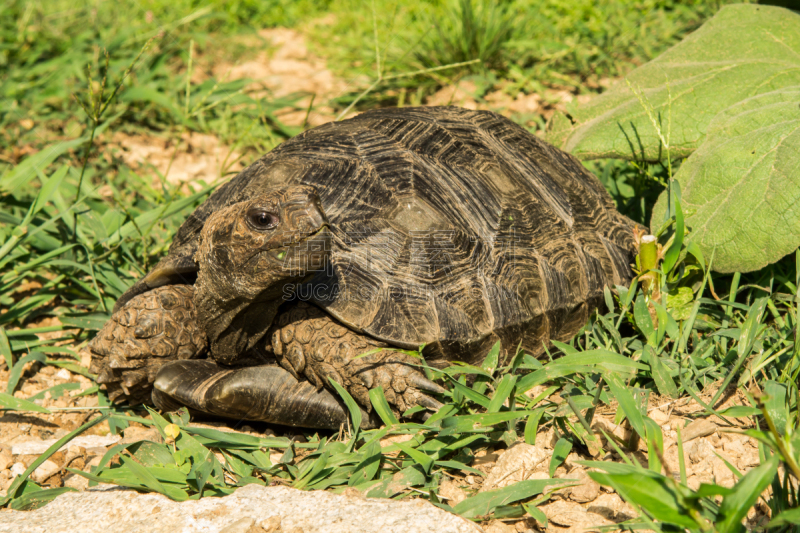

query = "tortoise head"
[[192, 185, 330, 362]]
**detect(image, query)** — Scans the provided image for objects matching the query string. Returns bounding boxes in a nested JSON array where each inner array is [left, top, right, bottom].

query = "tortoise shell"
[[123, 106, 636, 366]]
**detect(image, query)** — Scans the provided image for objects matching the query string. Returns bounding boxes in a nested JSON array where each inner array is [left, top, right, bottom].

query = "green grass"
[[0, 0, 797, 527]]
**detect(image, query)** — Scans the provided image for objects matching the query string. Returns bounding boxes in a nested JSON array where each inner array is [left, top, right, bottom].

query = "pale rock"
[[687, 439, 716, 464], [438, 478, 467, 505], [649, 409, 669, 425], [9, 463, 26, 478], [473, 451, 502, 473], [0, 484, 481, 533], [54, 368, 72, 381], [480, 443, 549, 491], [711, 456, 736, 488], [121, 426, 162, 445], [0, 448, 12, 471], [722, 438, 746, 460], [740, 449, 761, 468], [523, 385, 547, 401], [379, 434, 415, 455], [260, 516, 283, 533], [269, 452, 285, 465], [63, 473, 90, 491], [541, 500, 611, 529], [11, 435, 121, 455], [86, 446, 111, 456], [682, 419, 717, 442], [31, 459, 60, 483], [568, 468, 600, 503], [484, 520, 515, 533], [84, 455, 103, 471], [563, 453, 582, 471], [514, 521, 532, 532], [587, 493, 636, 522], [539, 428, 556, 449], [18, 454, 40, 468], [64, 446, 86, 467], [218, 517, 258, 533]]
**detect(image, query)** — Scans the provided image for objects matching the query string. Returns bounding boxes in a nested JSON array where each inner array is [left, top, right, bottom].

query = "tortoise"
[[88, 106, 637, 429]]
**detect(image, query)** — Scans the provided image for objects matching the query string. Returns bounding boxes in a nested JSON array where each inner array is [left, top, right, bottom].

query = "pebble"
[[31, 459, 60, 483], [121, 426, 161, 444], [568, 468, 601, 503], [682, 418, 717, 442], [587, 493, 636, 522], [480, 443, 549, 491], [649, 408, 670, 425], [0, 448, 12, 471], [218, 517, 257, 533], [438, 478, 467, 505], [484, 520, 516, 533], [63, 473, 90, 491], [54, 368, 72, 381], [9, 462, 26, 478]]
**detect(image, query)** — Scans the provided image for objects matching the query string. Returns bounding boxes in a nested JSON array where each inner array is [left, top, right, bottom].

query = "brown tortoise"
[[88, 106, 637, 429]]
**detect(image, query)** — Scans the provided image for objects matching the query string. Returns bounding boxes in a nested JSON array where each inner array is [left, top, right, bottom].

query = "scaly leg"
[[152, 359, 378, 429], [88, 285, 206, 404], [270, 303, 446, 414]]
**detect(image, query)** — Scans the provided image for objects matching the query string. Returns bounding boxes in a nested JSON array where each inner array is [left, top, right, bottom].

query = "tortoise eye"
[[246, 208, 279, 231]]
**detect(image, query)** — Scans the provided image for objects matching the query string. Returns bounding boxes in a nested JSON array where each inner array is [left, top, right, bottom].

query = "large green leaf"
[[548, 4, 800, 161], [651, 87, 800, 272]]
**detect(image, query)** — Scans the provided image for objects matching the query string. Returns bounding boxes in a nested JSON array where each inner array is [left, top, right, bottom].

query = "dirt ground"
[[0, 358, 772, 532]]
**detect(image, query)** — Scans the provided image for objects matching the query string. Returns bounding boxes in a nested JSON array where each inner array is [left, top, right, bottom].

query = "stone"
[[63, 473, 90, 491], [711, 456, 736, 488], [649, 409, 669, 425], [0, 449, 11, 472], [438, 478, 467, 505], [31, 460, 60, 484], [0, 484, 482, 533], [540, 500, 612, 531], [722, 438, 746, 460], [121, 426, 162, 445], [480, 443, 549, 491], [10, 435, 121, 456], [681, 419, 717, 442], [54, 368, 72, 381], [687, 439, 716, 464], [587, 493, 636, 522], [483, 520, 515, 533], [9, 463, 26, 478], [218, 517, 258, 533], [540, 501, 589, 528], [568, 468, 600, 503]]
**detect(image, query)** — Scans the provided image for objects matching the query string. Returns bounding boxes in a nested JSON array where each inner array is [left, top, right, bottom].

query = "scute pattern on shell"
[[131, 106, 636, 366]]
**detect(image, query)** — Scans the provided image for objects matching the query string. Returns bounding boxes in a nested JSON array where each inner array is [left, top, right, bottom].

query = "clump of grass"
[[308, 0, 748, 114], [414, 0, 517, 72]]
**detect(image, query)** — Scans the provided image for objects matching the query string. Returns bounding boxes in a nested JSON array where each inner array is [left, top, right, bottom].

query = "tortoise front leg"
[[88, 285, 206, 404], [270, 303, 446, 415], [152, 360, 379, 429]]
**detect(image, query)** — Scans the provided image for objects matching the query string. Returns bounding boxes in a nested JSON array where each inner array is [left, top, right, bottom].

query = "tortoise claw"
[[407, 373, 447, 395]]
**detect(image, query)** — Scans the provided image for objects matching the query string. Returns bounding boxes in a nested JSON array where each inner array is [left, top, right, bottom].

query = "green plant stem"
[[757, 395, 800, 482]]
